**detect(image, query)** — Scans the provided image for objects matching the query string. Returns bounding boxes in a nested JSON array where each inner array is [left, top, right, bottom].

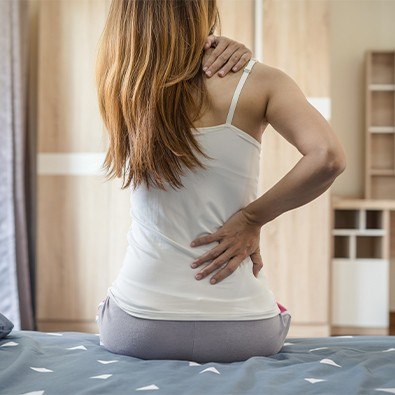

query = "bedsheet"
[[0, 330, 394, 395]]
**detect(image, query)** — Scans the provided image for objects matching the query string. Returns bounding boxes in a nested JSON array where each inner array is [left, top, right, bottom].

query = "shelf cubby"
[[334, 209, 359, 229], [366, 210, 383, 229], [334, 235, 350, 258], [370, 133, 394, 171], [370, 90, 394, 127], [356, 235, 383, 258], [371, 175, 395, 199], [371, 52, 395, 85]]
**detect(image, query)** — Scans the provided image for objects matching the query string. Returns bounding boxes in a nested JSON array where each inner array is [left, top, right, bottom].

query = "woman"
[[95, 0, 346, 363]]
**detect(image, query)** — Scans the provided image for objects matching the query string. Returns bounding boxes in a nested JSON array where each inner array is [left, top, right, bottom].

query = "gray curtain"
[[0, 0, 36, 331]]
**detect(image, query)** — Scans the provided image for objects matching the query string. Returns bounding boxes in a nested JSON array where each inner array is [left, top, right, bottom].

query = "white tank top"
[[107, 58, 281, 320]]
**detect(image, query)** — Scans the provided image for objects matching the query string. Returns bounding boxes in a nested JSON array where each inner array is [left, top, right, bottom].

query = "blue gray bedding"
[[0, 330, 394, 395]]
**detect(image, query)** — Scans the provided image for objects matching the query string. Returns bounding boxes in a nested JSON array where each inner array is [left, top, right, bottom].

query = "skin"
[[190, 55, 347, 286]]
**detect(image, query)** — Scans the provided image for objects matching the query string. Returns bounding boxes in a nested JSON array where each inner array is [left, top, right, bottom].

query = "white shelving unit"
[[331, 199, 392, 335]]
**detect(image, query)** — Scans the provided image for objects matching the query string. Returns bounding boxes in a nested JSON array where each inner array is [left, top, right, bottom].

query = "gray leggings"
[[96, 295, 291, 363]]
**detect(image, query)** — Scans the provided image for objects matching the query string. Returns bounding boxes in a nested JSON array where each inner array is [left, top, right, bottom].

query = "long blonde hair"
[[95, 0, 221, 191]]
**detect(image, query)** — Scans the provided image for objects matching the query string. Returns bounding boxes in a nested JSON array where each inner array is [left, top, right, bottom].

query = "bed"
[[0, 329, 394, 395]]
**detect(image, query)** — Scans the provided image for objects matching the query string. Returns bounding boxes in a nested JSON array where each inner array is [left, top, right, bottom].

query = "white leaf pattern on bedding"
[[0, 341, 18, 347], [310, 347, 329, 352], [97, 360, 119, 364], [374, 389, 395, 394], [136, 384, 159, 390], [320, 358, 342, 367], [66, 345, 87, 350], [90, 374, 112, 379], [30, 367, 53, 372], [199, 367, 220, 375], [19, 391, 45, 395], [305, 378, 327, 383]]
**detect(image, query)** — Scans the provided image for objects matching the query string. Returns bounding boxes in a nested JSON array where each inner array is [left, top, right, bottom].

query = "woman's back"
[[106, 58, 282, 321], [192, 56, 269, 144]]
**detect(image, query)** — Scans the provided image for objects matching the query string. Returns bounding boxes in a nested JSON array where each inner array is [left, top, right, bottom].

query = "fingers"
[[215, 48, 251, 77], [193, 248, 240, 284], [202, 37, 253, 78], [190, 230, 221, 247], [191, 240, 233, 267], [201, 256, 241, 284], [211, 45, 242, 77], [201, 37, 230, 76], [228, 51, 251, 73]]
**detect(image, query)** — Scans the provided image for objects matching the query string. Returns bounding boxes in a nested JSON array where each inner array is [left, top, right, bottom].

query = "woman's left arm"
[[202, 35, 253, 78]]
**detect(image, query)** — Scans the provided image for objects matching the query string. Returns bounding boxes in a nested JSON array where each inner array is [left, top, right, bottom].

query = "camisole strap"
[[225, 58, 257, 125]]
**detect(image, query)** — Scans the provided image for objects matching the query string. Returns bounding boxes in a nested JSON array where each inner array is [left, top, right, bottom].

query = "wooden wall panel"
[[260, 0, 331, 336], [217, 0, 255, 47], [37, 0, 107, 152], [37, 176, 130, 331], [36, 0, 129, 332]]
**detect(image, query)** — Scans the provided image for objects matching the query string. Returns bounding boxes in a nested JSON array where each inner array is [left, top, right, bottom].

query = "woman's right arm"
[[189, 64, 347, 285], [242, 65, 346, 227]]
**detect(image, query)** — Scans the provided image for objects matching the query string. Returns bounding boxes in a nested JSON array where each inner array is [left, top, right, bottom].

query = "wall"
[[330, 0, 395, 198], [260, 0, 331, 337]]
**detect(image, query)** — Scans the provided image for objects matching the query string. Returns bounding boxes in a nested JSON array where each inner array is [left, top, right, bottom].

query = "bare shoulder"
[[251, 60, 274, 76], [251, 61, 304, 95], [250, 61, 282, 85], [248, 61, 286, 124], [251, 61, 308, 123]]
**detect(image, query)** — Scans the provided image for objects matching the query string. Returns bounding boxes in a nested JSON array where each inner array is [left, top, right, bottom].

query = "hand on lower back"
[[189, 208, 263, 284]]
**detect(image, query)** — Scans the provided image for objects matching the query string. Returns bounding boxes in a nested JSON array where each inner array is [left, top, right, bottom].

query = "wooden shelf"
[[332, 196, 395, 209], [333, 229, 385, 236], [332, 50, 395, 335], [370, 169, 395, 176], [369, 84, 395, 91], [369, 126, 395, 133], [365, 50, 395, 199]]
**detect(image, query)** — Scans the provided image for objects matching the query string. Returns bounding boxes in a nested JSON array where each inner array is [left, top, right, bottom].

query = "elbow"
[[317, 148, 347, 176]]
